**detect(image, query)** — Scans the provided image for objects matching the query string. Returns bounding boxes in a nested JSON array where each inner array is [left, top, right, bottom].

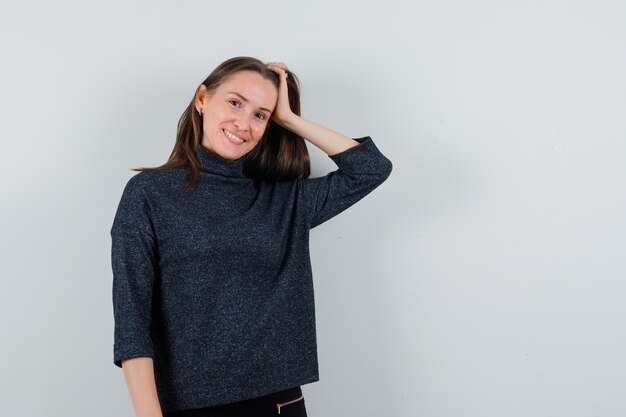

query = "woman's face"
[[196, 70, 278, 160]]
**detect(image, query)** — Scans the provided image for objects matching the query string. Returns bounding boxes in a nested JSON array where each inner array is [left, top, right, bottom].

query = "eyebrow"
[[227, 92, 273, 113]]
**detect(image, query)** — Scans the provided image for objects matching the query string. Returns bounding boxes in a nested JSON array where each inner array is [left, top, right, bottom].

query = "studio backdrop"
[[0, 1, 624, 416]]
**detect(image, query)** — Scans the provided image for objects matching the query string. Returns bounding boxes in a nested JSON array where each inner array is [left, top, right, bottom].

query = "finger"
[[267, 65, 289, 78], [267, 62, 288, 71], [267, 63, 288, 71]]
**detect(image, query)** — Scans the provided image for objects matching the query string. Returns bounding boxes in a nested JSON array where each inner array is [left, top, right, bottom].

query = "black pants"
[[163, 386, 307, 417]]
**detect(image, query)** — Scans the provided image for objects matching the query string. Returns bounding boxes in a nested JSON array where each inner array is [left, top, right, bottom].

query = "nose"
[[233, 116, 249, 132]]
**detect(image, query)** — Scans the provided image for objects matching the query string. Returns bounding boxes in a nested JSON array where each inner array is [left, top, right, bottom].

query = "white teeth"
[[224, 130, 244, 143]]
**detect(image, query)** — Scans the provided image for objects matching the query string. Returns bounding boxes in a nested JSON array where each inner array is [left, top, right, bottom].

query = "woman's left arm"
[[267, 63, 393, 229], [280, 115, 360, 156], [267, 62, 360, 156]]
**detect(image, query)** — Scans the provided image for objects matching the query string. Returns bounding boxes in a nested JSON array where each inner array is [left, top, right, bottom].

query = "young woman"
[[111, 56, 393, 417]]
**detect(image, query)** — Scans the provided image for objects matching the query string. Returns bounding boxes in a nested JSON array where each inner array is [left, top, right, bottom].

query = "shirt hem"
[[159, 373, 320, 413]]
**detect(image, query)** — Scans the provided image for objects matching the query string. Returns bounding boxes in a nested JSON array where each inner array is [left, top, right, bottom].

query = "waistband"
[[164, 385, 303, 416]]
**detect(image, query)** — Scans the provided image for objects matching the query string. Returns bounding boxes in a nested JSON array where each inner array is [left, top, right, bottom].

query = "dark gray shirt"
[[111, 136, 392, 412]]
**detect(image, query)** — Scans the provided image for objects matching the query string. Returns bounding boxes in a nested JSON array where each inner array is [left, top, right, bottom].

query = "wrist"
[[279, 113, 301, 131]]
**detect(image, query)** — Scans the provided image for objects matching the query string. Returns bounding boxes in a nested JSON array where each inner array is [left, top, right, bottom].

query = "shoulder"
[[119, 171, 154, 199], [124, 168, 187, 191], [116, 169, 187, 207], [258, 176, 300, 192], [252, 177, 303, 204]]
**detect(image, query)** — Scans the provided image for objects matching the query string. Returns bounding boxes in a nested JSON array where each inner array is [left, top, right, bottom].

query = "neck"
[[195, 144, 246, 178]]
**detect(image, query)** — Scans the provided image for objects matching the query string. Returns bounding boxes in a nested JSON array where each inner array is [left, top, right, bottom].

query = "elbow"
[[377, 157, 393, 183], [384, 157, 393, 177]]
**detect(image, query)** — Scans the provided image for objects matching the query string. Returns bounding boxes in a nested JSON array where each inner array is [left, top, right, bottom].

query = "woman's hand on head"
[[267, 61, 296, 128]]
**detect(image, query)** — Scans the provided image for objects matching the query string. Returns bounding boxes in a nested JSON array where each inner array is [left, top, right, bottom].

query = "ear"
[[195, 84, 212, 111]]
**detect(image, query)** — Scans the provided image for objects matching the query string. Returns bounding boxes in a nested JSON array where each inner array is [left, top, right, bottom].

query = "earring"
[[198, 109, 202, 116]]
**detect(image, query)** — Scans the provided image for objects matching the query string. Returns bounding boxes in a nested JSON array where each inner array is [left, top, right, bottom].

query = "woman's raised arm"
[[266, 62, 361, 156]]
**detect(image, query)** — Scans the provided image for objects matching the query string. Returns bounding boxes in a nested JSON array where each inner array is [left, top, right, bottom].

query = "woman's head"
[[134, 56, 310, 191], [195, 70, 278, 160]]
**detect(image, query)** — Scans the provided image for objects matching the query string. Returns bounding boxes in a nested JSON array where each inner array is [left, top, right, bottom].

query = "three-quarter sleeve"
[[111, 174, 158, 368], [298, 136, 393, 229]]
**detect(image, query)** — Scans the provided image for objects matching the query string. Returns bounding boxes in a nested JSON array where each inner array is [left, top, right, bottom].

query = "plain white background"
[[1, 1, 625, 416]]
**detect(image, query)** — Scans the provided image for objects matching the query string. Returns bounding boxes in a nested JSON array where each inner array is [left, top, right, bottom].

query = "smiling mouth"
[[223, 129, 247, 144]]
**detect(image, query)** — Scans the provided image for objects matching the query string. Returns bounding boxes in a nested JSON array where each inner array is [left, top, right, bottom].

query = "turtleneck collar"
[[195, 144, 246, 178]]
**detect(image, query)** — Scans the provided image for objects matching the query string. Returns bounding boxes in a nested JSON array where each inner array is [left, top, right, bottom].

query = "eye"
[[255, 113, 266, 121], [228, 99, 241, 108]]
